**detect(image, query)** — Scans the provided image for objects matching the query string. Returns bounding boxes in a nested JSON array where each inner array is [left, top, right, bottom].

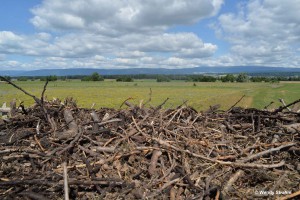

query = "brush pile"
[[0, 80, 300, 200]]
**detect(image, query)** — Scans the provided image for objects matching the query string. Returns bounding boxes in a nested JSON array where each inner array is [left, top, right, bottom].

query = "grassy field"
[[0, 79, 299, 111]]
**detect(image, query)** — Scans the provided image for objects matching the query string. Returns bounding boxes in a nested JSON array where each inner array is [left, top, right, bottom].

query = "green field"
[[0, 80, 299, 111]]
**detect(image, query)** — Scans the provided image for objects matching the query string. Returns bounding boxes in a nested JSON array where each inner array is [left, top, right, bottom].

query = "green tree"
[[221, 74, 236, 82], [91, 72, 101, 81], [81, 76, 91, 81], [81, 73, 104, 81], [17, 77, 28, 81], [157, 76, 170, 82], [47, 75, 58, 81], [236, 73, 249, 83], [116, 76, 133, 82]]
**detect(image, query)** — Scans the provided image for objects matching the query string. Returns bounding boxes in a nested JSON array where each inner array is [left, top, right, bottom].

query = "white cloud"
[[1, 0, 300, 70], [116, 51, 145, 58], [127, 33, 217, 58], [0, 0, 224, 70], [0, 30, 218, 69], [30, 0, 223, 34], [214, 0, 300, 67]]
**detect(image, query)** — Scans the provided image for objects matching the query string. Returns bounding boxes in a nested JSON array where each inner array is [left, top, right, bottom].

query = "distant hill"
[[1, 66, 300, 76]]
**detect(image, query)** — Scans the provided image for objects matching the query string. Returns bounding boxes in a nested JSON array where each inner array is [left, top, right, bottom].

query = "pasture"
[[0, 79, 299, 111]]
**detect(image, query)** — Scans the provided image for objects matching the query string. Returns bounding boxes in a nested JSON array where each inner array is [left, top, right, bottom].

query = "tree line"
[[3, 72, 300, 83]]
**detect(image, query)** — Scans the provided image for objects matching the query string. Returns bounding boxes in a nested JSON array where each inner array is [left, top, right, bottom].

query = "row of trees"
[[80, 73, 134, 82], [3, 73, 300, 83], [15, 75, 58, 82], [81, 72, 104, 81]]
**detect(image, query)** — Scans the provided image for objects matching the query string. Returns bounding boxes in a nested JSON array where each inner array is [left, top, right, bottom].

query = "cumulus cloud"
[[30, 0, 223, 34], [0, 31, 217, 60], [2, 0, 300, 70], [0, 0, 225, 70], [214, 0, 300, 67]]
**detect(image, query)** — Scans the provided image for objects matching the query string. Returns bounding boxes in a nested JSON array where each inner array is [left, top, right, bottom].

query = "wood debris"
[[0, 77, 299, 199]]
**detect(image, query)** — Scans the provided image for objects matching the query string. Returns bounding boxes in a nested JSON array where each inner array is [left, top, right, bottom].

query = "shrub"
[[221, 74, 236, 82], [81, 72, 104, 81], [17, 77, 28, 81], [236, 73, 249, 83], [116, 76, 133, 82], [157, 76, 170, 82]]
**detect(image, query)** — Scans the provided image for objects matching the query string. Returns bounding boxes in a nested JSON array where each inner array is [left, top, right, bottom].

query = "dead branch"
[[239, 143, 296, 163], [279, 98, 291, 111], [148, 144, 162, 176], [1, 92, 299, 199], [222, 170, 244, 199], [227, 95, 246, 112], [279, 189, 300, 200], [63, 162, 69, 200], [41, 80, 49, 105], [0, 76, 41, 104], [273, 98, 300, 113], [155, 97, 170, 111]]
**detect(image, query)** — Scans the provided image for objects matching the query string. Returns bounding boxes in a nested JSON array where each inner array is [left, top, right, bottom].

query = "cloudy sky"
[[0, 0, 299, 70]]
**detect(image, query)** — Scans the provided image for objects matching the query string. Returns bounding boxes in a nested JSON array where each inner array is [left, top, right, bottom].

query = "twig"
[[63, 162, 70, 200], [119, 97, 133, 108], [264, 101, 274, 110], [148, 144, 162, 176], [238, 143, 296, 163], [142, 88, 152, 107], [82, 118, 122, 126], [0, 76, 41, 104], [215, 189, 220, 200], [132, 117, 285, 169], [279, 98, 291, 111], [153, 138, 286, 168], [90, 111, 100, 131], [78, 145, 99, 156], [278, 189, 300, 200], [147, 178, 181, 199], [273, 98, 300, 113], [155, 97, 169, 111], [222, 170, 244, 198], [165, 107, 184, 127], [0, 178, 125, 186], [41, 80, 49, 105], [227, 95, 246, 112], [170, 187, 176, 200], [19, 191, 50, 200], [34, 135, 45, 152], [57, 130, 82, 155], [95, 146, 116, 153], [0, 76, 56, 130]]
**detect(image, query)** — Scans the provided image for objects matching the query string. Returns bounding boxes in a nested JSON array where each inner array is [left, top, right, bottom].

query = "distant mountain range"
[[1, 66, 300, 76]]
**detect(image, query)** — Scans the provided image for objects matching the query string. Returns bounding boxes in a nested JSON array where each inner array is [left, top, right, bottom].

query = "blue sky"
[[0, 0, 299, 70]]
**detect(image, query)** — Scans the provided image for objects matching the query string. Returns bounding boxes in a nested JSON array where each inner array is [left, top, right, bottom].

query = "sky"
[[0, 0, 299, 70]]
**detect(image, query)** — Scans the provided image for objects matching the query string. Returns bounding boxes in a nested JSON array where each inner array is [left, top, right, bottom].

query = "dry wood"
[[222, 170, 244, 198], [227, 95, 246, 112], [63, 162, 69, 200], [148, 144, 162, 176], [279, 98, 291, 111], [278, 189, 300, 200], [239, 143, 296, 163], [0, 93, 299, 199], [273, 98, 300, 113]]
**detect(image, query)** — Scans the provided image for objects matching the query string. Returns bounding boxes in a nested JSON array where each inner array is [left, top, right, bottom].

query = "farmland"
[[0, 79, 299, 111]]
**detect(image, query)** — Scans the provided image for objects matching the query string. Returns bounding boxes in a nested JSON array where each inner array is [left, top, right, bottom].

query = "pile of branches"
[[0, 77, 300, 200]]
